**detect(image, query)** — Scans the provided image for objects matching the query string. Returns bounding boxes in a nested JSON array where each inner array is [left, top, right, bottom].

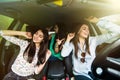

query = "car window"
[[0, 14, 13, 42], [21, 24, 28, 31]]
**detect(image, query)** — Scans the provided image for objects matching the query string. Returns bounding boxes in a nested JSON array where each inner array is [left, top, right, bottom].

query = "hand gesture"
[[56, 38, 65, 45], [25, 32, 32, 39], [66, 33, 75, 42], [46, 26, 53, 31], [85, 16, 99, 23]]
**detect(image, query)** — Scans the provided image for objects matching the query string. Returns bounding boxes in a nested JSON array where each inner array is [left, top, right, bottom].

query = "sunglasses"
[[80, 52, 86, 63]]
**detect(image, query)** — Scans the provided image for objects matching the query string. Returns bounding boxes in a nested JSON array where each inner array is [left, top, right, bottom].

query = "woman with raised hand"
[[0, 28, 51, 80], [49, 24, 65, 60], [61, 16, 120, 80]]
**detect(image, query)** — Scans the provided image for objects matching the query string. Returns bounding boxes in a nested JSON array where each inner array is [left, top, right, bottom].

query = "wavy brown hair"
[[72, 23, 90, 58]]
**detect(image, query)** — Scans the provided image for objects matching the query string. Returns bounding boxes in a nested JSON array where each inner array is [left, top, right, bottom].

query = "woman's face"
[[78, 24, 89, 39], [33, 30, 44, 43]]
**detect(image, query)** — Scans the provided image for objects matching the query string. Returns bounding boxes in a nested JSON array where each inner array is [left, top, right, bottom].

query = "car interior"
[[0, 0, 120, 80]]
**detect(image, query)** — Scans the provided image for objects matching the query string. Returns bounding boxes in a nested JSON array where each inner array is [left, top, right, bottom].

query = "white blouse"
[[61, 19, 120, 79]]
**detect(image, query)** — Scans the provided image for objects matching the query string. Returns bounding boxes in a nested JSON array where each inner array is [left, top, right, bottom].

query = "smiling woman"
[[0, 29, 51, 80], [0, 0, 120, 80], [61, 16, 120, 80]]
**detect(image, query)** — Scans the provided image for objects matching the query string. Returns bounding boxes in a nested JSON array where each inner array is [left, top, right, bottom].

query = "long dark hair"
[[72, 23, 90, 58], [24, 29, 49, 64]]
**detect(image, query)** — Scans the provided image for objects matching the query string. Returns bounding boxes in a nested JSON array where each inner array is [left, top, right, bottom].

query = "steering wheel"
[[91, 39, 120, 80]]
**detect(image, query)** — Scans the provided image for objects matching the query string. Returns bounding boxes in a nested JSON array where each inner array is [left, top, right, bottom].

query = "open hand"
[[85, 16, 99, 23]]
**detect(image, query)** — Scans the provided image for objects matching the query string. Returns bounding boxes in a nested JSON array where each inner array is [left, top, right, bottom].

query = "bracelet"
[[55, 46, 59, 48], [55, 43, 59, 47]]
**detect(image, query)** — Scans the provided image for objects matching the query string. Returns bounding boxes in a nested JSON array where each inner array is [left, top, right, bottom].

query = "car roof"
[[0, 0, 120, 27]]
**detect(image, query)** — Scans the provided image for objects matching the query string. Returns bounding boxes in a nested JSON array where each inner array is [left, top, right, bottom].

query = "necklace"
[[78, 42, 86, 63], [78, 42, 86, 52]]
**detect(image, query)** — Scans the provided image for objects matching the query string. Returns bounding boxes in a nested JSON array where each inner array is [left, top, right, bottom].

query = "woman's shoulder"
[[89, 36, 97, 43]]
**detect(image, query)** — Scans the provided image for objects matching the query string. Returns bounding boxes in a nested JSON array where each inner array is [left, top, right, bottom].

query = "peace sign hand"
[[56, 38, 65, 45]]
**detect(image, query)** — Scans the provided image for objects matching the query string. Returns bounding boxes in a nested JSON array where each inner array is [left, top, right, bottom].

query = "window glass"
[[0, 15, 13, 42], [21, 24, 28, 31]]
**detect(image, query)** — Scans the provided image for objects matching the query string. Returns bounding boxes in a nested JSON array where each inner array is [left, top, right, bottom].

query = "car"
[[0, 0, 120, 80]]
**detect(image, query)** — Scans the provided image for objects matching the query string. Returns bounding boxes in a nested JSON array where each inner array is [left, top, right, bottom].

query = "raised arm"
[[86, 16, 120, 33], [85, 16, 99, 23], [0, 30, 31, 47], [86, 16, 120, 46], [54, 38, 65, 53], [2, 30, 32, 39], [61, 33, 75, 57]]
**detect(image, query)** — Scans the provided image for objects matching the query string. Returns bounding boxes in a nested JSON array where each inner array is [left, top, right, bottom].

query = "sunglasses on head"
[[80, 52, 86, 63]]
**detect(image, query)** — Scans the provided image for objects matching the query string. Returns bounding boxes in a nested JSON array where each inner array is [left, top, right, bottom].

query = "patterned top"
[[0, 31, 39, 76]]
